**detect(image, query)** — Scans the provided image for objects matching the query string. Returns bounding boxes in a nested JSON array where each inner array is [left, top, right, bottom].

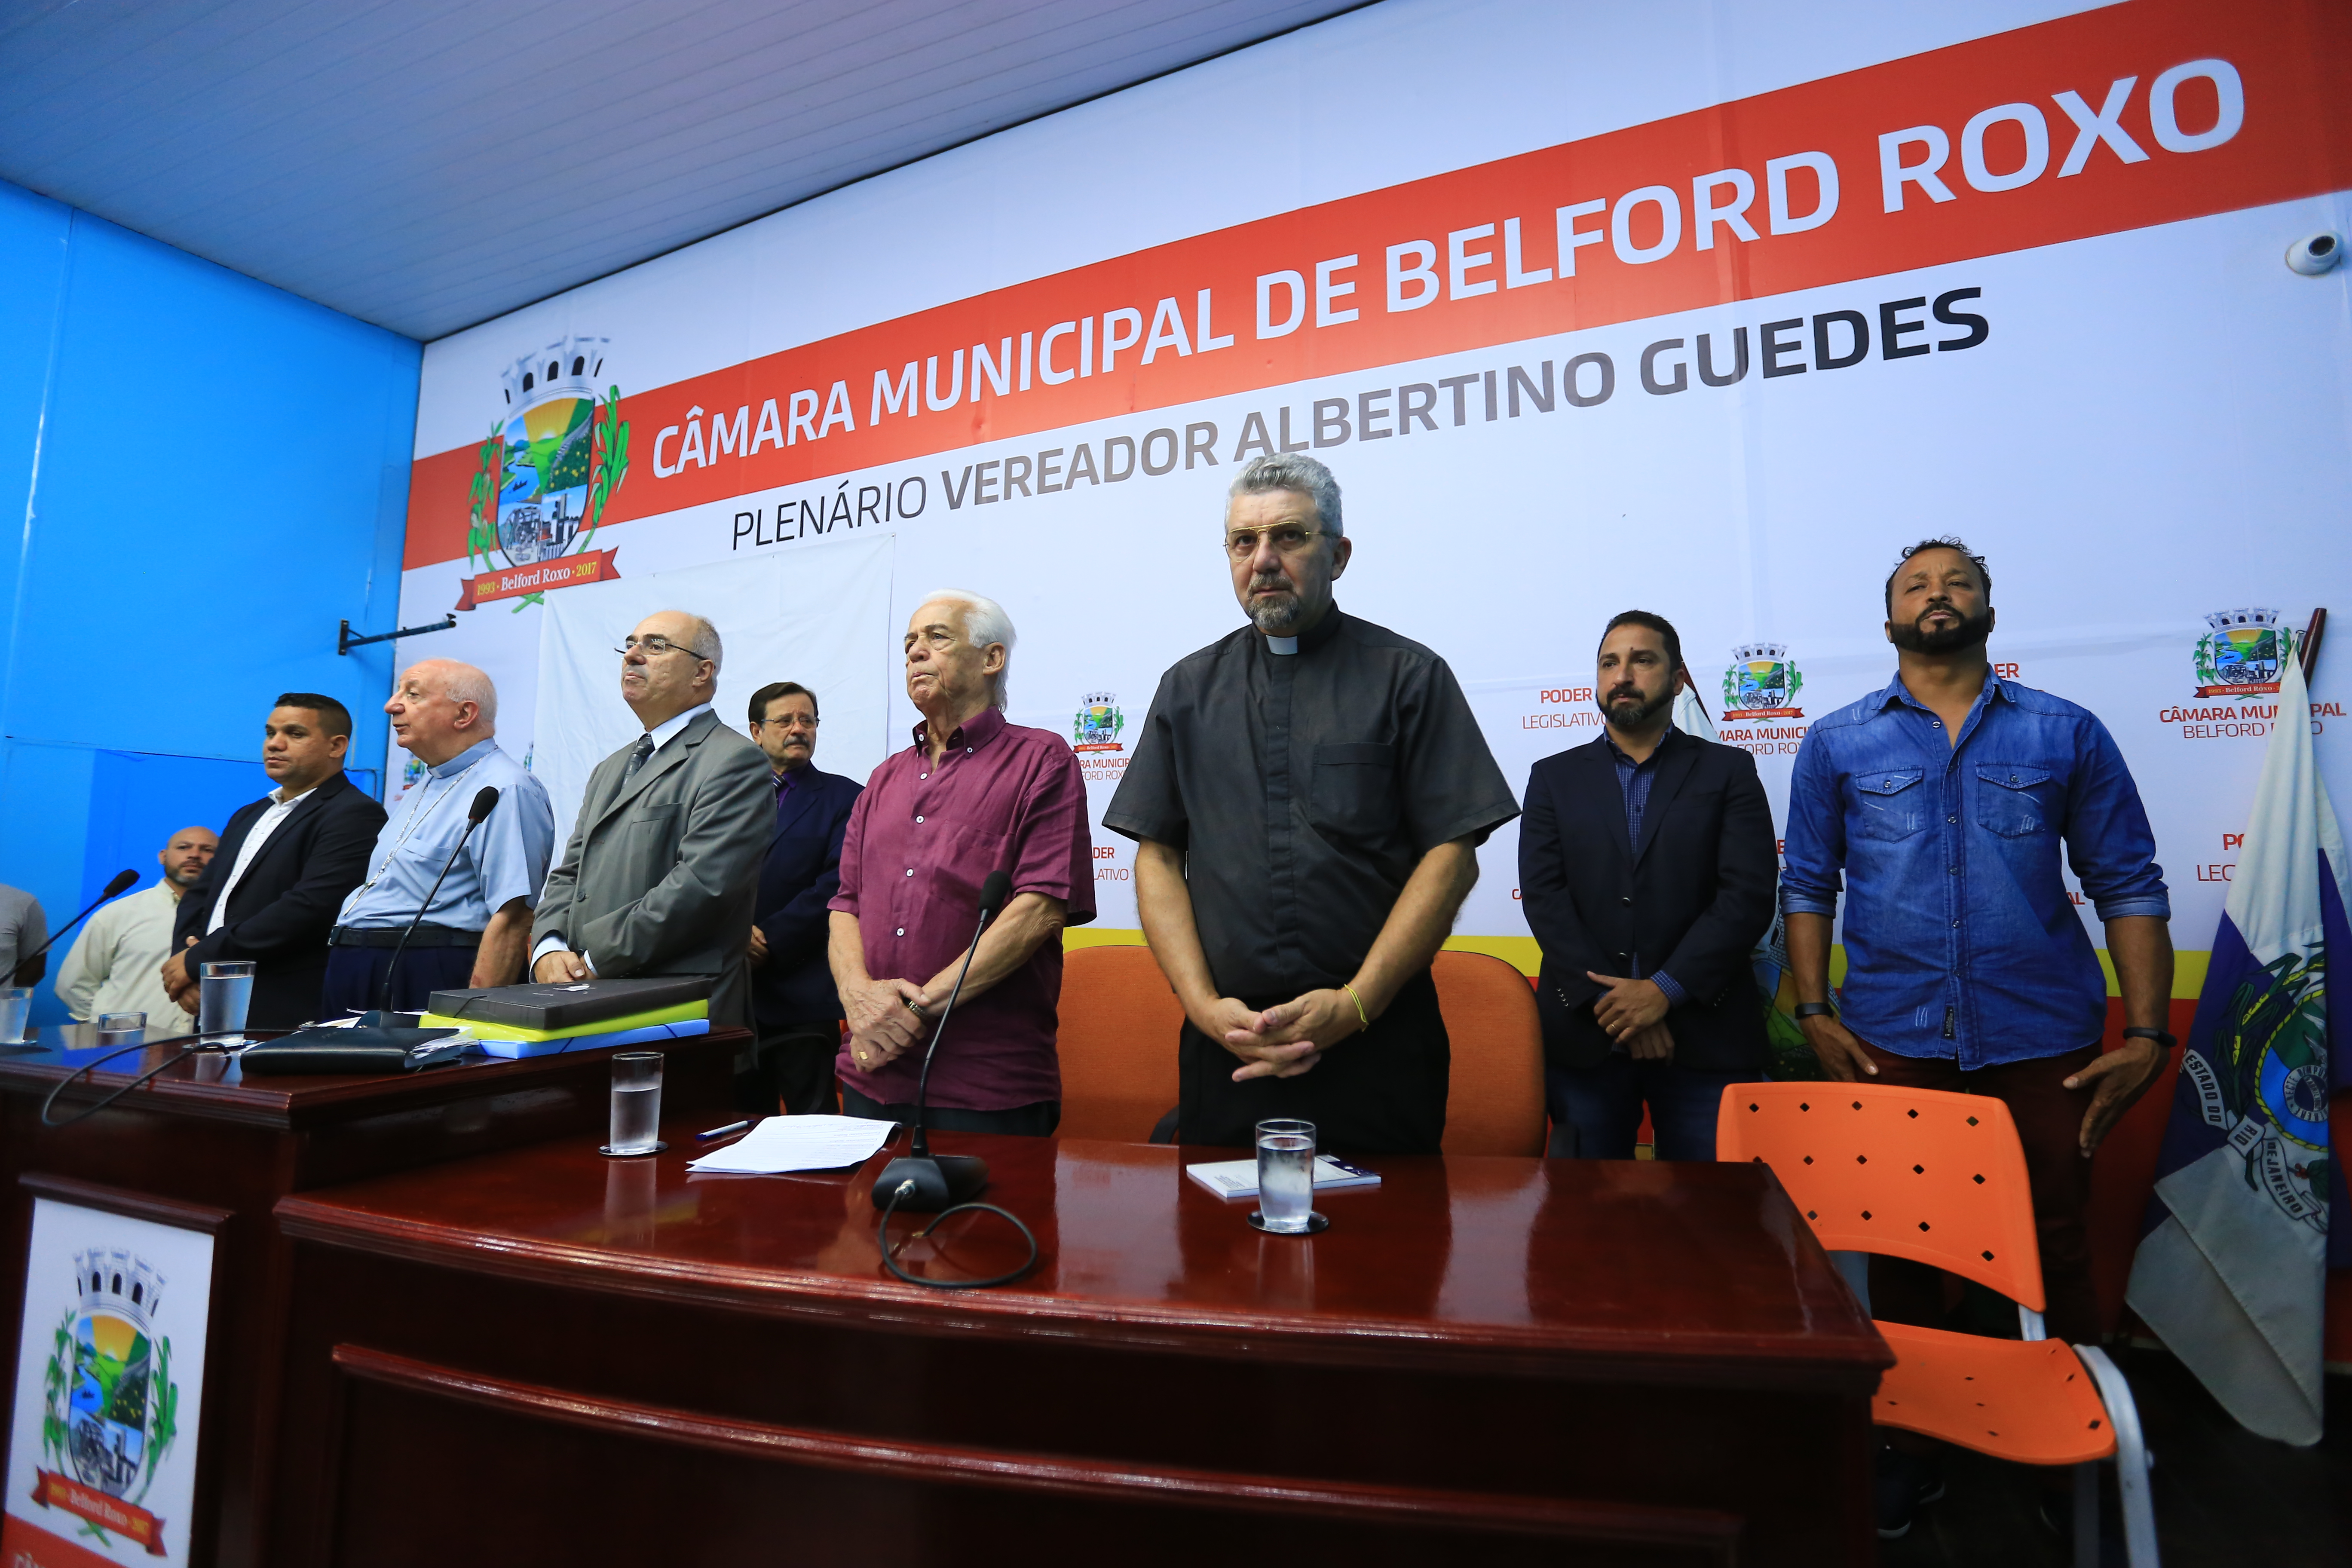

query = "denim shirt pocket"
[[1851, 766, 1928, 840], [1975, 763, 2056, 838]]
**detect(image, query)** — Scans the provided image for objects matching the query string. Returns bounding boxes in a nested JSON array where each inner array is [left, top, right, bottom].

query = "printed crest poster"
[[392, 0, 2352, 973], [5, 1200, 213, 1567]]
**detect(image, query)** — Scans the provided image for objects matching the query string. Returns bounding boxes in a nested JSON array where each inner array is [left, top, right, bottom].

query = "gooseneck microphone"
[[11, 869, 138, 985], [379, 786, 500, 1011], [874, 869, 1011, 1212]]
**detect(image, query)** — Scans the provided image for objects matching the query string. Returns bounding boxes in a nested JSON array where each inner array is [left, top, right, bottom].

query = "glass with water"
[[607, 1051, 664, 1155], [0, 986, 28, 1045], [96, 1012, 145, 1047], [199, 961, 254, 1044], [1256, 1118, 1318, 1234]]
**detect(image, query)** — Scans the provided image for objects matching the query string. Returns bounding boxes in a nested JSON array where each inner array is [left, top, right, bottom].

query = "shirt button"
[[967, 747, 973, 754], [915, 815, 924, 824], [905, 869, 913, 877], [1947, 867, 1957, 875], [895, 928, 904, 937], [1948, 815, 1957, 823], [1620, 896, 1632, 906], [921, 773, 928, 780], [1952, 920, 1960, 928]]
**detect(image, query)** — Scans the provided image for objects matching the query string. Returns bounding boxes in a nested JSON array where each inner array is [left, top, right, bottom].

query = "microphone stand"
[[871, 874, 1007, 1212], [11, 870, 138, 986], [378, 791, 498, 1013]]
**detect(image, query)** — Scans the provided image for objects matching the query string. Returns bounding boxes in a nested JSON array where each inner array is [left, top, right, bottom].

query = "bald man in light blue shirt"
[[323, 661, 554, 1015]]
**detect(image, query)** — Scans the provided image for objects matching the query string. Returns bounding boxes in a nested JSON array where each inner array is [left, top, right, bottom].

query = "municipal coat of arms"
[[456, 333, 632, 613], [2193, 608, 2295, 698], [1072, 693, 1125, 753], [32, 1250, 182, 1553], [1721, 643, 1805, 720], [2177, 949, 2331, 1230]]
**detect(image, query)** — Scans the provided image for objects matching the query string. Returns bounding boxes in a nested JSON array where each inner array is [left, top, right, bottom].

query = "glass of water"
[[199, 960, 255, 1043], [0, 987, 28, 1044], [1256, 1118, 1319, 1234], [96, 1012, 145, 1047], [607, 1051, 664, 1155]]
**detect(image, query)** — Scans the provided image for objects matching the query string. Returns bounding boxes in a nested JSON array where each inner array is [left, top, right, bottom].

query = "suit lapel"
[[770, 768, 823, 843], [1630, 734, 1702, 869], [238, 775, 342, 879], [1571, 739, 1635, 868], [591, 710, 711, 832]]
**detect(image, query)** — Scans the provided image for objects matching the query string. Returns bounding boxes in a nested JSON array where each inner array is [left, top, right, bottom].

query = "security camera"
[[2286, 231, 2345, 276]]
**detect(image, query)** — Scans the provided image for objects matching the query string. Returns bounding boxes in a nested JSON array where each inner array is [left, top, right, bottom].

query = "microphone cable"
[[876, 1179, 1038, 1290], [40, 1034, 204, 1128]]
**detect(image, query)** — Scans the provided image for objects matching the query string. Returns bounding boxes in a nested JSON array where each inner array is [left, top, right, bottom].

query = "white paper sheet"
[[685, 1114, 895, 1174]]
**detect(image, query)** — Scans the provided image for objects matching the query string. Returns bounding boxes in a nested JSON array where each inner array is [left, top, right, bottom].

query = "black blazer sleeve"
[[174, 801, 257, 952], [758, 778, 860, 972], [1654, 748, 1778, 1002], [1516, 757, 1605, 1008], [181, 787, 384, 968]]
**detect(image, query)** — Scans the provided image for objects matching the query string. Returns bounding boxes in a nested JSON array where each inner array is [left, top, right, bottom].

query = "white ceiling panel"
[[0, 0, 1366, 340]]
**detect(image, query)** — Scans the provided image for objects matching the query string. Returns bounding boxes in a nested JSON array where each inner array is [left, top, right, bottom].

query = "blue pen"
[[696, 1119, 752, 1142]]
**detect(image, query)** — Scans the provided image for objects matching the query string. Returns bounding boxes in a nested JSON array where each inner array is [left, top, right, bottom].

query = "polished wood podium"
[[0, 1026, 742, 1568], [268, 1124, 1890, 1566]]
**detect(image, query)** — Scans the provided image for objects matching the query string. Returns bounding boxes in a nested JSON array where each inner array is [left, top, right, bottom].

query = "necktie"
[[624, 735, 655, 778]]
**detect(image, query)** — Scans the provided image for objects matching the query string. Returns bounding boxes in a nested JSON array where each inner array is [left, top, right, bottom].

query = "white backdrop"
[[531, 535, 895, 848], [389, 0, 2352, 977]]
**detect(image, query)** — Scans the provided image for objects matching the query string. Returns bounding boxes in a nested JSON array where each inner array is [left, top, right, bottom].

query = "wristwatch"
[[1792, 1002, 1836, 1020], [2121, 1027, 2177, 1049]]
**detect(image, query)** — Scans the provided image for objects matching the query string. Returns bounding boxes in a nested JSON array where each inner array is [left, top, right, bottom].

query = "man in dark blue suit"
[[738, 681, 863, 1115], [1518, 612, 1777, 1161]]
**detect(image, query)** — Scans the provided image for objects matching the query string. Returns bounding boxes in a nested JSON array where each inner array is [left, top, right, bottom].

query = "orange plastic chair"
[[1718, 1083, 2156, 1568], [1055, 945, 1184, 1142], [1431, 951, 1546, 1156]]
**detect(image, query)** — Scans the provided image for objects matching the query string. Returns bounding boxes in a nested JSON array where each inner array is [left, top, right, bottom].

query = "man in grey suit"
[[530, 610, 774, 1027]]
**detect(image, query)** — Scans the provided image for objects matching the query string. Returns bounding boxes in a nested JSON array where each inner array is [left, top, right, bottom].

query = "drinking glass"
[[1256, 1118, 1318, 1234], [606, 1052, 664, 1155], [0, 987, 28, 1045], [199, 961, 255, 1044], [96, 1011, 145, 1047]]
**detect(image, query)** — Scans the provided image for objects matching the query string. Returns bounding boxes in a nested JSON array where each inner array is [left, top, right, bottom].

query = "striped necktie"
[[624, 734, 655, 778]]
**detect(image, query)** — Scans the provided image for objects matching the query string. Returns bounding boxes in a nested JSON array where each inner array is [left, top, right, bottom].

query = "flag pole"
[[2298, 607, 2326, 680]]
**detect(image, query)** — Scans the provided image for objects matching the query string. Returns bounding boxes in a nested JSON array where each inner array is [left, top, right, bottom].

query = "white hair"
[[410, 659, 498, 726], [647, 610, 722, 673], [917, 588, 1016, 708], [1229, 452, 1343, 538]]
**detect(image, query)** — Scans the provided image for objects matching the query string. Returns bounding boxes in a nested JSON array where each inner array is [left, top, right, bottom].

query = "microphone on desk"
[[10, 868, 138, 985], [379, 786, 500, 1011], [871, 868, 1011, 1213]]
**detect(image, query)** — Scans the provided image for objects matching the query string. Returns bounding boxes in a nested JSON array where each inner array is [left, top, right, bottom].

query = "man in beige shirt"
[[58, 826, 218, 1029]]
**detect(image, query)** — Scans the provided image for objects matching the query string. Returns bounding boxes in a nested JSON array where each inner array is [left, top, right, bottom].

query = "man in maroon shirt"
[[827, 589, 1096, 1135]]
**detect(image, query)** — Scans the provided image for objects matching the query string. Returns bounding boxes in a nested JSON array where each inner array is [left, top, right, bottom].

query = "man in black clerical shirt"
[[1104, 454, 1519, 1155]]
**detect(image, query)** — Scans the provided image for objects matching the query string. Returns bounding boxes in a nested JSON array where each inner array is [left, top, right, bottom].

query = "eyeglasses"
[[1224, 526, 1326, 560], [616, 635, 707, 659], [755, 715, 820, 729]]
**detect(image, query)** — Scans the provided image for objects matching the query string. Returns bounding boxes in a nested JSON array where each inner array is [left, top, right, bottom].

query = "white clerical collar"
[[1265, 635, 1299, 655]]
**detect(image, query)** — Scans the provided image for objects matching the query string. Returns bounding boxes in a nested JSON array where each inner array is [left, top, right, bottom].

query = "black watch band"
[[1792, 1002, 1835, 1020], [2122, 1027, 2178, 1049]]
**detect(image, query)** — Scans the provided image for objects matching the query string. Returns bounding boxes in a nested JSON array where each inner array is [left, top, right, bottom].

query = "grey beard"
[[1249, 583, 1305, 634]]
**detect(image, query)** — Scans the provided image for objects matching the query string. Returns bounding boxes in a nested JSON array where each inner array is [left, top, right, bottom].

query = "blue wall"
[[0, 180, 419, 1022]]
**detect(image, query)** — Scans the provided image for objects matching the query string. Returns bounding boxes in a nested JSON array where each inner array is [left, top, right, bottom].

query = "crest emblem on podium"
[[28, 1249, 183, 1552], [1072, 692, 1125, 753], [1721, 643, 1805, 720], [455, 334, 632, 613], [2193, 608, 2294, 698]]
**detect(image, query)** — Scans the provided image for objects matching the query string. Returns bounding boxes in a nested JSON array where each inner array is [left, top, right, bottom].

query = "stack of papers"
[[1184, 1155, 1382, 1200], [686, 1115, 895, 1175]]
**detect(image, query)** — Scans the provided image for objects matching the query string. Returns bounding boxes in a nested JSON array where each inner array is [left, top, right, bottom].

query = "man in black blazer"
[[168, 693, 387, 1029], [739, 681, 863, 1115], [1518, 612, 1776, 1160]]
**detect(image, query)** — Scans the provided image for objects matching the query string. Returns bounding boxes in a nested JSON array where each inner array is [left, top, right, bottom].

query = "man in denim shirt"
[[1782, 539, 2176, 1354]]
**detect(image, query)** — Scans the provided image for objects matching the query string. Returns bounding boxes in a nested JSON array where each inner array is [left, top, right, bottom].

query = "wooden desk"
[[269, 1124, 1889, 1567], [0, 1027, 742, 1568]]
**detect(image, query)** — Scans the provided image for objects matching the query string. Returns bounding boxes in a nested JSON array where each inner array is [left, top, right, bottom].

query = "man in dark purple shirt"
[[827, 589, 1095, 1135]]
